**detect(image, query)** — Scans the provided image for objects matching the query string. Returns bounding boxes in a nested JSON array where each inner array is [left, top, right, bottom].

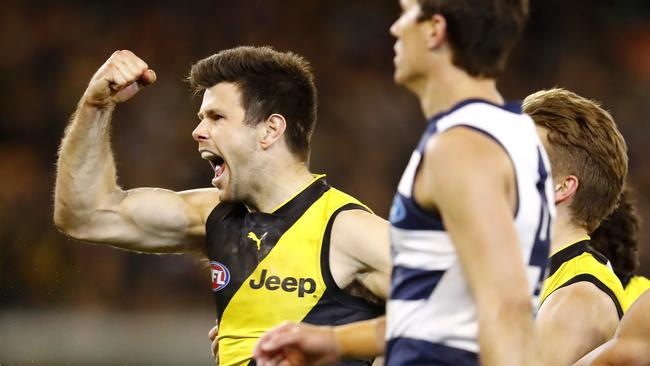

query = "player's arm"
[[573, 290, 650, 366], [254, 317, 386, 366], [333, 317, 386, 359], [572, 339, 650, 366], [330, 210, 391, 299], [53, 50, 219, 254], [536, 283, 619, 365], [419, 127, 536, 366]]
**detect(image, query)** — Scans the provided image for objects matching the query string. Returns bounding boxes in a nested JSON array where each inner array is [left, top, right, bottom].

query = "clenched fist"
[[83, 50, 156, 108]]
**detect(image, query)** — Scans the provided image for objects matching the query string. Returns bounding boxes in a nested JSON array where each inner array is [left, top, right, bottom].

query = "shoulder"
[[417, 126, 515, 208], [330, 209, 388, 248], [329, 209, 390, 271], [541, 281, 619, 333], [322, 185, 370, 213], [550, 281, 618, 309], [423, 126, 513, 178], [178, 188, 221, 223]]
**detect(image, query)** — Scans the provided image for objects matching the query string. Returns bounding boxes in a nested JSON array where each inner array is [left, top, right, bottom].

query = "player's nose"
[[390, 18, 401, 37], [192, 120, 210, 141]]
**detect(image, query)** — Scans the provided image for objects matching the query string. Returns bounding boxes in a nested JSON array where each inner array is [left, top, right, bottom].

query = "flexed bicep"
[[54, 51, 219, 254], [59, 187, 219, 254]]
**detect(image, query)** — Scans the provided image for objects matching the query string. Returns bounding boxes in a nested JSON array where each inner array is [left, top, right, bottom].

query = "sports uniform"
[[621, 275, 650, 307], [385, 99, 555, 365], [540, 238, 628, 318], [206, 175, 384, 366]]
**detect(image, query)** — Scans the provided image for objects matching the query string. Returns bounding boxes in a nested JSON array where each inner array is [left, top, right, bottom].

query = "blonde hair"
[[524, 88, 628, 232]]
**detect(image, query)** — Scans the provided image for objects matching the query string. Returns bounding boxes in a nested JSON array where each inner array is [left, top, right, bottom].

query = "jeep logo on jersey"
[[210, 261, 230, 292], [249, 269, 316, 298]]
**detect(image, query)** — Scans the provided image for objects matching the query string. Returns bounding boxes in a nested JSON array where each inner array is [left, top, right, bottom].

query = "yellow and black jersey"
[[539, 239, 627, 319], [622, 275, 650, 306], [205, 176, 384, 366]]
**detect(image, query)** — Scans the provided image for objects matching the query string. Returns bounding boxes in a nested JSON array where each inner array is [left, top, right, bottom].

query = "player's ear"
[[260, 113, 287, 150], [554, 175, 579, 204], [426, 14, 447, 50]]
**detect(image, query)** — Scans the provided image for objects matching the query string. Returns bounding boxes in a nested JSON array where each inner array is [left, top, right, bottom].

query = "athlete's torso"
[[386, 99, 555, 366], [205, 176, 384, 366], [540, 239, 628, 318]]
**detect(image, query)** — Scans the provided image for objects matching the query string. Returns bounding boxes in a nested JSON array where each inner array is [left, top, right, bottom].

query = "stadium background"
[[1, 0, 649, 364]]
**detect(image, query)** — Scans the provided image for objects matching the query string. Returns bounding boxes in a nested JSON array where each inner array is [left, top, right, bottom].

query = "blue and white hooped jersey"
[[385, 99, 555, 366]]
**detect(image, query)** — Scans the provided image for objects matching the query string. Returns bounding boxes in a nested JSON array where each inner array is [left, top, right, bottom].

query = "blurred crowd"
[[1, 0, 649, 313]]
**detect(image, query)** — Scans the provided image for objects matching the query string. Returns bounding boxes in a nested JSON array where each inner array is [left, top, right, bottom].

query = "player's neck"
[[245, 161, 314, 214], [550, 217, 589, 254], [417, 67, 503, 119]]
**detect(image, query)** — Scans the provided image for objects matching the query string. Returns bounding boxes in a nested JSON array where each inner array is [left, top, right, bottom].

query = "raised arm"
[[419, 127, 536, 366], [54, 50, 219, 254]]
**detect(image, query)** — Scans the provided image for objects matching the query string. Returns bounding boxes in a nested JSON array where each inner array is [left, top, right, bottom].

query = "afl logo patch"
[[210, 261, 230, 292]]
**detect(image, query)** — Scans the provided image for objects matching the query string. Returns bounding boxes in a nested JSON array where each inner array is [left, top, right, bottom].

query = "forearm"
[[478, 299, 535, 366], [54, 101, 121, 229], [334, 317, 386, 359]]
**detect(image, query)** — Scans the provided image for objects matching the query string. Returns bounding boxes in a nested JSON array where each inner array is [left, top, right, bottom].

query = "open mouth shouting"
[[200, 150, 226, 187]]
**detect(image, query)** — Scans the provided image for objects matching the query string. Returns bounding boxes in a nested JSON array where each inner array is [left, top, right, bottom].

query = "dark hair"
[[524, 88, 628, 232], [590, 187, 641, 283], [417, 0, 528, 78], [188, 46, 317, 161]]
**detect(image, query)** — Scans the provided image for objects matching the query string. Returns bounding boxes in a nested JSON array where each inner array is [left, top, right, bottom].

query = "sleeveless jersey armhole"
[[320, 203, 385, 309]]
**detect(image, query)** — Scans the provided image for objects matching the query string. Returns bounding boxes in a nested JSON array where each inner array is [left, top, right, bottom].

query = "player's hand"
[[254, 322, 340, 366], [82, 50, 156, 108], [209, 319, 219, 364]]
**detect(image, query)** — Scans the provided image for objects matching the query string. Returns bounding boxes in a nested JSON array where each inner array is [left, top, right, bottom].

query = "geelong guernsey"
[[386, 99, 555, 365], [205, 175, 384, 366]]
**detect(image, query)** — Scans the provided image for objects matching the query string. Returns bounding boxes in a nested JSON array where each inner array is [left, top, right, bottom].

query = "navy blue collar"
[[427, 98, 523, 124]]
